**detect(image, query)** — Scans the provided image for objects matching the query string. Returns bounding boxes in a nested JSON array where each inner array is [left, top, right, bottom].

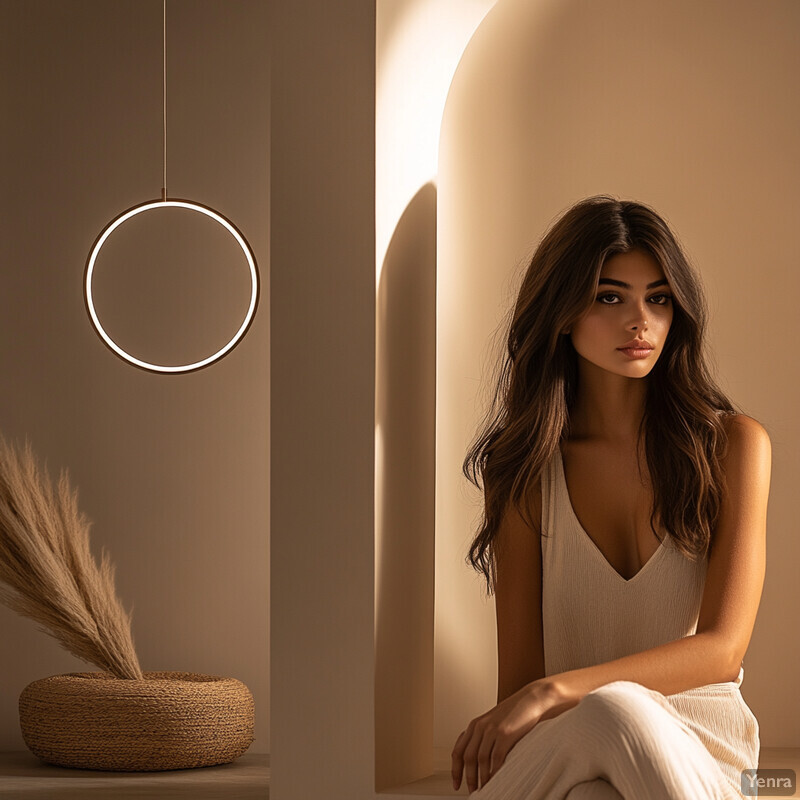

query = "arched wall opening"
[[375, 2, 498, 791]]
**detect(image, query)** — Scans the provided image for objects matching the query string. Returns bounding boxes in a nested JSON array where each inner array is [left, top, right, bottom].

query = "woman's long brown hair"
[[463, 195, 741, 597]]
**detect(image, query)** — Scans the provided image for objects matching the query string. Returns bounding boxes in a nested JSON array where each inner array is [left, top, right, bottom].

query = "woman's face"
[[566, 249, 673, 378]]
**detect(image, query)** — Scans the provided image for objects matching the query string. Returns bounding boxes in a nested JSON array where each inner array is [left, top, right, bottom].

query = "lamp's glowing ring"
[[84, 198, 259, 374]]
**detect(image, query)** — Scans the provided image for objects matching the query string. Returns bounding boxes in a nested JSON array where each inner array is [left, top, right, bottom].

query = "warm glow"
[[375, 0, 497, 282], [84, 199, 259, 374]]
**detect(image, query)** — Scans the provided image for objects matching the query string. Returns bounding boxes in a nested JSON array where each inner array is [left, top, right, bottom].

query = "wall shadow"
[[375, 181, 437, 790]]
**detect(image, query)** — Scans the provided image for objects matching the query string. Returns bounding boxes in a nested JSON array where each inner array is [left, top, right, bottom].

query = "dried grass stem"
[[0, 437, 142, 679]]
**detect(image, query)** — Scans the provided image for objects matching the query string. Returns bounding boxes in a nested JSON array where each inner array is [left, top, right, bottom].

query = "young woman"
[[450, 196, 770, 799]]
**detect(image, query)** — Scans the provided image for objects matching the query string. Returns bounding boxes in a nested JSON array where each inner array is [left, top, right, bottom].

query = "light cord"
[[162, 0, 167, 200]]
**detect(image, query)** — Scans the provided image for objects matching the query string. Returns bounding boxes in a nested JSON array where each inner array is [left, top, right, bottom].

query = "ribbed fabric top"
[[541, 443, 742, 685], [539, 445, 758, 795]]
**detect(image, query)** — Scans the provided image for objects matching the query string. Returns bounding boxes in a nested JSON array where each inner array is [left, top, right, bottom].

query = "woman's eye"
[[596, 293, 672, 305]]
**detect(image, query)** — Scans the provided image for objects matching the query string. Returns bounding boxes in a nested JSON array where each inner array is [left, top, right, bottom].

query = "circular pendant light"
[[83, 0, 259, 374], [84, 198, 259, 374]]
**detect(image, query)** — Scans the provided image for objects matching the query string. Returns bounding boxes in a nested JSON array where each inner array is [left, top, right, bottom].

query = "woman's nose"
[[628, 308, 648, 331]]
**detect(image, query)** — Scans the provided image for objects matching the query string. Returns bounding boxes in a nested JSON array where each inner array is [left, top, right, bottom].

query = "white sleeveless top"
[[540, 445, 760, 792]]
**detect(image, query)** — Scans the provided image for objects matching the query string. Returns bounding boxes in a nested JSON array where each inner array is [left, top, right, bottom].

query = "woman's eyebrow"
[[598, 278, 669, 289]]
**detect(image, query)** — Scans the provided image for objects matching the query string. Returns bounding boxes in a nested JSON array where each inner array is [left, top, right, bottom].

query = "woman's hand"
[[451, 678, 566, 794]]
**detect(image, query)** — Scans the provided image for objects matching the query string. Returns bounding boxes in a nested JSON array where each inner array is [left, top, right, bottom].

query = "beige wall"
[[0, 0, 269, 753], [437, 0, 800, 751], [270, 0, 377, 796]]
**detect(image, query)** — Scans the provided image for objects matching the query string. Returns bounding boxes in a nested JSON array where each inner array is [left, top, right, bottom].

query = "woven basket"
[[19, 671, 254, 771]]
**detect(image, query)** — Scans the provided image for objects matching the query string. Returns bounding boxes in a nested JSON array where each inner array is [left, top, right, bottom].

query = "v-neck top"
[[539, 445, 759, 794], [541, 444, 710, 677]]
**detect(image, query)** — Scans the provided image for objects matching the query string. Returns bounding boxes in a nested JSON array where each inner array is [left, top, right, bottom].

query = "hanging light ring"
[[84, 198, 259, 375]]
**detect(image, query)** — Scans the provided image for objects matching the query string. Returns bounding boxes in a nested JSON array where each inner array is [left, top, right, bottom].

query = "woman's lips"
[[618, 347, 653, 359]]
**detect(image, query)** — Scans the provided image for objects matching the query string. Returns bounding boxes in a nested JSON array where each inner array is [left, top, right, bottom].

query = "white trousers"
[[469, 680, 744, 800]]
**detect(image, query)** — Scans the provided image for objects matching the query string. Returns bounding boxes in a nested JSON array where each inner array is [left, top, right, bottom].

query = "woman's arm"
[[541, 632, 737, 713], [494, 478, 545, 704], [543, 413, 771, 709]]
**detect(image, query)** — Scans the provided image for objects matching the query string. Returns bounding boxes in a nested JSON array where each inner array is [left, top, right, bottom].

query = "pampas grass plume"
[[0, 436, 143, 679]]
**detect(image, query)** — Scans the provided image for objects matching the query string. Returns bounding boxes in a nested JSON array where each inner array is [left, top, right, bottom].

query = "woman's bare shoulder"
[[721, 412, 770, 441], [719, 413, 772, 472]]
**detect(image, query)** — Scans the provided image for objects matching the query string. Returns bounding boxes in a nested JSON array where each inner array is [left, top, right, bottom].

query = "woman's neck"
[[568, 364, 648, 442]]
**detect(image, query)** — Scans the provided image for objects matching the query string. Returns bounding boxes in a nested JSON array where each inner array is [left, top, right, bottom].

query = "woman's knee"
[[583, 680, 653, 705], [576, 680, 665, 734]]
